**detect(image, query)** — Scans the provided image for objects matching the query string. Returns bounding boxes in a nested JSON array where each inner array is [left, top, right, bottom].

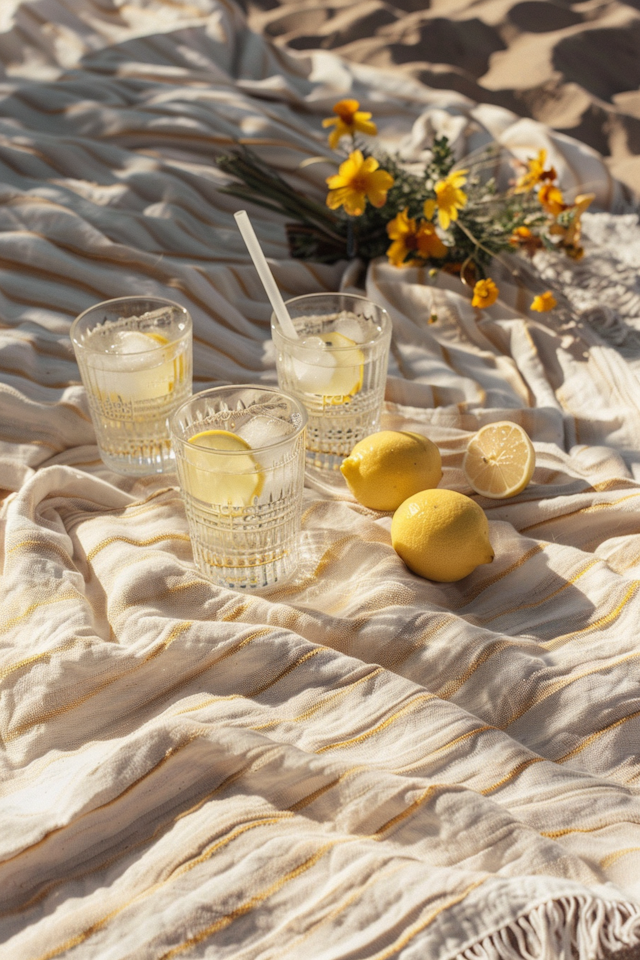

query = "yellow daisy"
[[322, 99, 377, 150], [531, 290, 557, 312], [471, 278, 499, 309], [386, 208, 448, 266], [434, 169, 468, 230], [515, 149, 557, 192], [326, 150, 394, 217]]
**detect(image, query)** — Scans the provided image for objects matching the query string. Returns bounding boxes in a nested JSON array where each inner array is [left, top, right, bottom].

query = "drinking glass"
[[170, 385, 307, 590], [71, 296, 192, 475], [271, 293, 391, 470]]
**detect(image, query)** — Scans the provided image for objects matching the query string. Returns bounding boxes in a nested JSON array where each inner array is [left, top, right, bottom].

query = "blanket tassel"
[[459, 895, 640, 960]]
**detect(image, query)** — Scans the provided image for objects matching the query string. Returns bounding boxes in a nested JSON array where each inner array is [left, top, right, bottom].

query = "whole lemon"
[[340, 430, 442, 511], [391, 488, 494, 582]]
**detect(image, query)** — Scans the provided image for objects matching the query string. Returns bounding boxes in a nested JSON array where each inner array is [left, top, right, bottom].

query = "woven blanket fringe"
[[458, 895, 640, 960]]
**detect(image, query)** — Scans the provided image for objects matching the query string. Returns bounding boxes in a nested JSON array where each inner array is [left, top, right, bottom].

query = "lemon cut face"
[[463, 421, 535, 499], [391, 488, 494, 582], [340, 430, 442, 511], [186, 429, 264, 507], [292, 331, 364, 404]]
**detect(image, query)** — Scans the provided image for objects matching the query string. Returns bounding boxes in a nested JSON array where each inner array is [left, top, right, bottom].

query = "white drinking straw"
[[234, 209, 299, 339]]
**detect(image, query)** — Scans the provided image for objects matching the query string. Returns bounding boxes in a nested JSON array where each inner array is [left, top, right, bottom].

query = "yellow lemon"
[[463, 421, 535, 499], [186, 429, 263, 506], [340, 430, 442, 511], [391, 488, 494, 582]]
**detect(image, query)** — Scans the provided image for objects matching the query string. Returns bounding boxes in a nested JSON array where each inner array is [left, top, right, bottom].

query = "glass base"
[[182, 492, 302, 590], [191, 539, 299, 590], [99, 443, 175, 476]]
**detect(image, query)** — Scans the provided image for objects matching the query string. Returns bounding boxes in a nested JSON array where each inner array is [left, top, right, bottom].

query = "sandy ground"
[[240, 0, 640, 198]]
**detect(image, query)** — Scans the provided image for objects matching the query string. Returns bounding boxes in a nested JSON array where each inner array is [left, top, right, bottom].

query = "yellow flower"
[[538, 183, 565, 216], [326, 150, 394, 216], [515, 149, 557, 192], [386, 208, 448, 266], [434, 169, 468, 230], [322, 99, 377, 150], [531, 290, 557, 312], [472, 278, 499, 309], [549, 192, 595, 251]]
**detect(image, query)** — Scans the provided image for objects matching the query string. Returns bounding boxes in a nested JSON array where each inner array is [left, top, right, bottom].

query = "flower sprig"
[[216, 101, 595, 315]]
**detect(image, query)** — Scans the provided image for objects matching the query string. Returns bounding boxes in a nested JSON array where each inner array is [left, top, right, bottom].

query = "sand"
[[240, 0, 640, 199]]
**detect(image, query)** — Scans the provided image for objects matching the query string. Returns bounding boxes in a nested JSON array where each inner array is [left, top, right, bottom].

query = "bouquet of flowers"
[[217, 99, 595, 313]]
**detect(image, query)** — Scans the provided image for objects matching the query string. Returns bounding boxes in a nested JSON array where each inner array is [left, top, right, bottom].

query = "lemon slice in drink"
[[320, 331, 363, 403], [144, 330, 184, 391], [463, 421, 535, 499], [186, 429, 264, 506]]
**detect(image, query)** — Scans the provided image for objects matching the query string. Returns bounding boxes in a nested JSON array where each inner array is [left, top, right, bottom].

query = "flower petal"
[[354, 116, 377, 137], [342, 191, 367, 216]]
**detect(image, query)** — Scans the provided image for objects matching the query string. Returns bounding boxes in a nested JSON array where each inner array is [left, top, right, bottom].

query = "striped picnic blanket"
[[2, 2, 640, 958]]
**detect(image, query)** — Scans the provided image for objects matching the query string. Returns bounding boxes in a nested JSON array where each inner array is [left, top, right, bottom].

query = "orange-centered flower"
[[386, 208, 448, 266], [326, 150, 394, 217], [434, 169, 468, 230], [472, 278, 499, 309], [538, 183, 565, 216], [531, 290, 557, 312], [322, 99, 377, 150], [515, 149, 557, 192]]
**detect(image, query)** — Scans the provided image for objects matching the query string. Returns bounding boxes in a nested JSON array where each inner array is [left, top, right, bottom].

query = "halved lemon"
[[186, 429, 263, 506], [463, 421, 535, 499]]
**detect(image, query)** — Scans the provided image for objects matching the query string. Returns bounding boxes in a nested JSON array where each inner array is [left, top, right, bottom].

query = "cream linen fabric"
[[2, 2, 640, 958]]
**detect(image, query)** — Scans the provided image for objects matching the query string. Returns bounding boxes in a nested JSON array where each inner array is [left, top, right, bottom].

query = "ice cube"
[[87, 328, 176, 401], [90, 330, 162, 373], [235, 413, 297, 479], [332, 313, 367, 344], [293, 335, 326, 365], [287, 336, 337, 393], [235, 413, 293, 449], [114, 330, 159, 354]]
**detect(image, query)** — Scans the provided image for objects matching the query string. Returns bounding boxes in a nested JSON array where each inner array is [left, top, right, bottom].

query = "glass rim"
[[270, 291, 391, 347], [70, 295, 192, 354], [169, 383, 308, 456]]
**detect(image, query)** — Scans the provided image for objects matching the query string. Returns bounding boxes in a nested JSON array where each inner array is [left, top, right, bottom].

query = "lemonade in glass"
[[170, 385, 307, 590], [71, 296, 192, 475], [271, 293, 391, 470]]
